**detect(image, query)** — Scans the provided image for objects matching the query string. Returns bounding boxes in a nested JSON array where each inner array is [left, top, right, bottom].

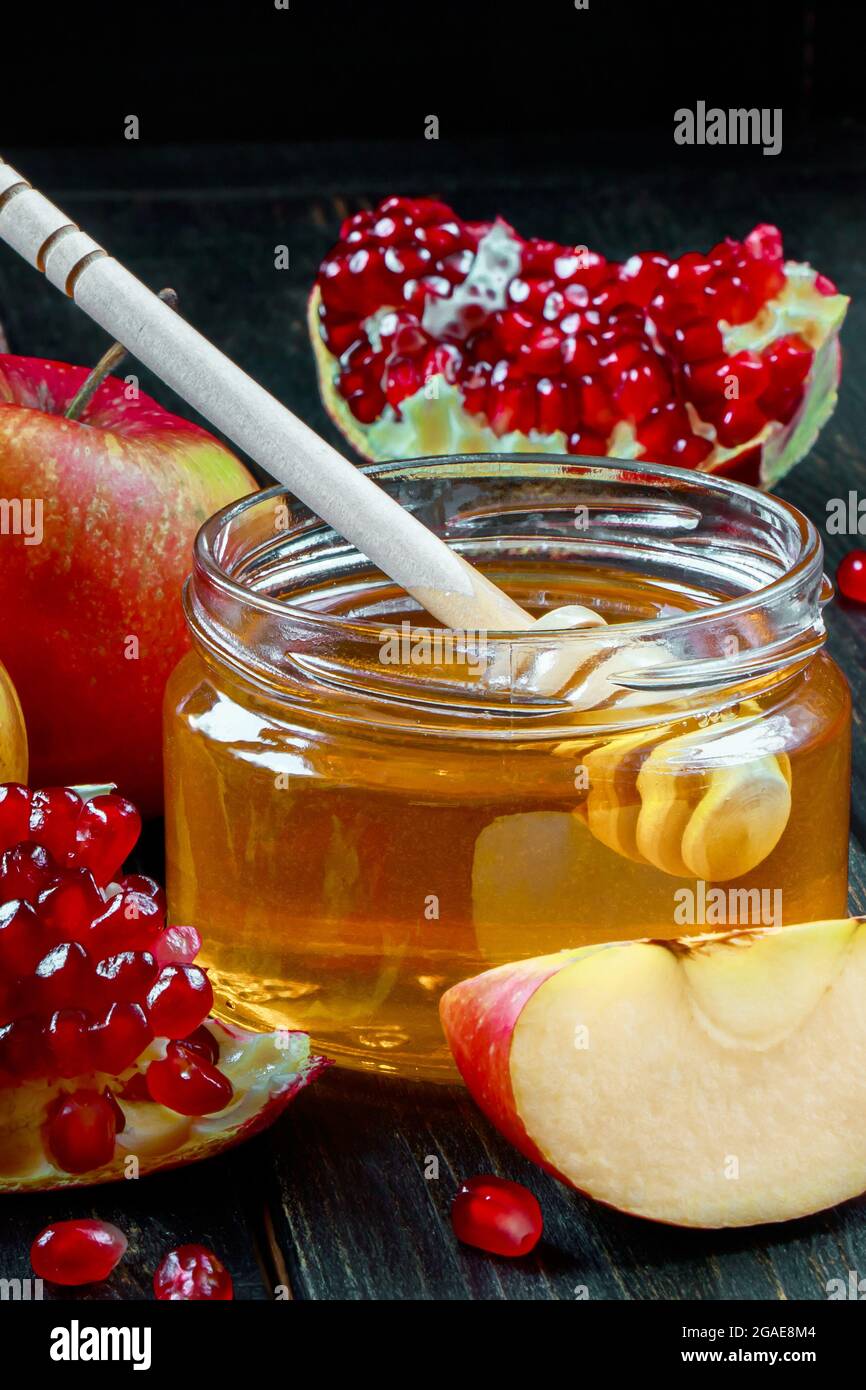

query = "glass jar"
[[0, 658, 27, 783], [164, 456, 850, 1082]]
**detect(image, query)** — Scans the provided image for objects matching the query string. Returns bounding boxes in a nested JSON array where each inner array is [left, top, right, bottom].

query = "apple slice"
[[440, 918, 866, 1227]]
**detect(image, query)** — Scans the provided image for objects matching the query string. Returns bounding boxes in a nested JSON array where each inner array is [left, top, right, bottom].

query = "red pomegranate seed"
[[73, 794, 142, 885], [45, 1088, 118, 1173], [36, 868, 103, 943], [94, 950, 159, 1003], [89, 1001, 152, 1074], [0, 842, 57, 903], [837, 551, 866, 603], [0, 898, 45, 975], [31, 1219, 127, 1286], [146, 1042, 233, 1116], [154, 924, 202, 966], [153, 1244, 234, 1301], [146, 964, 213, 1038], [117, 873, 167, 915], [712, 398, 765, 447], [179, 1023, 220, 1065], [46, 1009, 95, 1077], [763, 333, 813, 390], [29, 941, 91, 1012], [451, 1175, 543, 1257], [28, 787, 83, 861], [0, 783, 32, 850], [0, 1016, 51, 1079], [88, 888, 164, 956]]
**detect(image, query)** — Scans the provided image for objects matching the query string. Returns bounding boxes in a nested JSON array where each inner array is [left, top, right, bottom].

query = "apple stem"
[[64, 287, 178, 422]]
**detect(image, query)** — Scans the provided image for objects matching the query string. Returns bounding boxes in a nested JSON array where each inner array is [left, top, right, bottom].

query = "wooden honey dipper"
[[0, 157, 607, 698]]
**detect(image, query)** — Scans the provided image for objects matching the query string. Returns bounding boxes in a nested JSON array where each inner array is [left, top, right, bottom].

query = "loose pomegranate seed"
[[153, 1244, 234, 1301], [89, 1001, 152, 1074], [451, 1175, 543, 1258], [45, 1088, 118, 1173], [37, 868, 104, 943], [837, 551, 866, 603], [0, 842, 57, 903], [146, 1041, 233, 1116], [28, 787, 82, 861], [154, 924, 202, 966], [0, 783, 32, 850], [146, 964, 213, 1038], [73, 794, 142, 885], [31, 1219, 127, 1286]]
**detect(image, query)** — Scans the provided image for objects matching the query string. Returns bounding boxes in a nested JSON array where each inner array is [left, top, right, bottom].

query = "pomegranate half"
[[309, 198, 848, 487], [0, 782, 327, 1191]]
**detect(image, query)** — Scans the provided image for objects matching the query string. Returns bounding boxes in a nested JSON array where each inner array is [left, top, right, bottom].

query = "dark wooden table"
[[1, 135, 865, 1300]]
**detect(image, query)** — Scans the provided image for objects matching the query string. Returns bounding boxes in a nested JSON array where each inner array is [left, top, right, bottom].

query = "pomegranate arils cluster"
[[315, 198, 842, 478], [0, 782, 235, 1177]]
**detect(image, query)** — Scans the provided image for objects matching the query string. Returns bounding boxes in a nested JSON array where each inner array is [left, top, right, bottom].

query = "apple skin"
[[0, 355, 255, 816], [440, 951, 578, 1173]]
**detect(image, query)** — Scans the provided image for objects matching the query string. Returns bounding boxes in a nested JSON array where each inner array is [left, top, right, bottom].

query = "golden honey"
[[164, 459, 851, 1081]]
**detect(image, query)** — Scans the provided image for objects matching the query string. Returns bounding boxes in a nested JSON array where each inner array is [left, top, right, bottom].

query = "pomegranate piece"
[[837, 551, 866, 603], [146, 963, 213, 1038], [153, 1244, 234, 1300], [451, 1175, 543, 1257], [31, 1219, 127, 1286], [45, 1088, 118, 1174], [73, 794, 141, 885], [312, 200, 848, 487], [146, 1041, 233, 1116], [0, 782, 327, 1193]]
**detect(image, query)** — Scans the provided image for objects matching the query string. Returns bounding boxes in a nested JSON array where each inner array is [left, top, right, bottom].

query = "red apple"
[[441, 919, 866, 1227], [0, 355, 255, 815]]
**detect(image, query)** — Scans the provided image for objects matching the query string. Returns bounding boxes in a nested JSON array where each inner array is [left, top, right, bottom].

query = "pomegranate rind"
[[308, 233, 848, 488], [0, 1021, 329, 1192]]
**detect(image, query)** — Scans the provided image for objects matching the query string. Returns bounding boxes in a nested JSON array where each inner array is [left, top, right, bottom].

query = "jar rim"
[[193, 452, 827, 643]]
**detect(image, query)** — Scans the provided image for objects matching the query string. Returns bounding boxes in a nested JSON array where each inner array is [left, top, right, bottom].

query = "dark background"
[[5, 0, 862, 151]]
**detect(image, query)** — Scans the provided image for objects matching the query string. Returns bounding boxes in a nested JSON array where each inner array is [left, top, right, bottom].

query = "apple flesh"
[[0, 658, 27, 782], [440, 918, 866, 1227], [0, 356, 254, 815]]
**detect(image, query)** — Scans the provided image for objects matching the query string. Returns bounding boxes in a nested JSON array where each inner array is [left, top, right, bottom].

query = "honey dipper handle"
[[0, 159, 530, 633]]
